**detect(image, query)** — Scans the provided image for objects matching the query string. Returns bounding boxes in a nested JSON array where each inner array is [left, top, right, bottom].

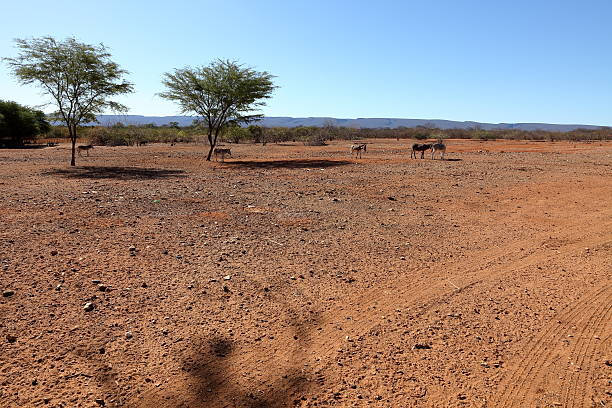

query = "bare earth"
[[1, 139, 610, 408]]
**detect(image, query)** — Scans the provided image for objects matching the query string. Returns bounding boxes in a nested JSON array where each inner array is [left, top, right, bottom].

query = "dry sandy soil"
[[1, 138, 610, 408]]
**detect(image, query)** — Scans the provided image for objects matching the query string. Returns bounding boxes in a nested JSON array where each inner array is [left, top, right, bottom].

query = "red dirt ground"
[[1, 139, 610, 408]]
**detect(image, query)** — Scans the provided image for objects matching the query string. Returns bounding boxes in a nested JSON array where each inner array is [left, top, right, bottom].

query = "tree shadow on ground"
[[223, 159, 352, 169], [443, 158, 462, 162], [43, 166, 186, 180], [179, 327, 316, 408]]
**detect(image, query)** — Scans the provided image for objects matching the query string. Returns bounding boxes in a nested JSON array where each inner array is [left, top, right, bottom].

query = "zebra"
[[77, 145, 94, 156], [350, 144, 367, 158], [431, 140, 446, 160], [411, 143, 432, 159], [213, 148, 232, 162]]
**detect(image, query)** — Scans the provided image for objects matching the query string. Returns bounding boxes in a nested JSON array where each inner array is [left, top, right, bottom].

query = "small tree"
[[159, 59, 276, 160], [224, 124, 249, 144], [4, 37, 133, 165], [248, 125, 263, 144]]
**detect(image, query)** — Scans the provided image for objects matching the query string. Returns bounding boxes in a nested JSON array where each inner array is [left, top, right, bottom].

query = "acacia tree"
[[4, 37, 133, 165], [159, 59, 276, 160]]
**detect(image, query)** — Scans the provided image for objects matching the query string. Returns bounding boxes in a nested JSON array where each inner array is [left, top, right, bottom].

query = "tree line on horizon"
[[2, 36, 610, 162]]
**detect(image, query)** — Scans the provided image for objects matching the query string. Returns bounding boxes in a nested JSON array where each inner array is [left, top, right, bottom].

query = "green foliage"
[[83, 125, 196, 146], [159, 59, 276, 160], [255, 126, 612, 142], [248, 125, 263, 143], [4, 36, 133, 164], [0, 100, 50, 147], [223, 125, 250, 144]]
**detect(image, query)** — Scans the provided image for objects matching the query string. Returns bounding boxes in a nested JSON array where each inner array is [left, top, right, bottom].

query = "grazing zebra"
[[350, 144, 367, 158], [411, 143, 432, 159], [431, 140, 446, 160], [77, 145, 94, 156], [213, 148, 232, 162]]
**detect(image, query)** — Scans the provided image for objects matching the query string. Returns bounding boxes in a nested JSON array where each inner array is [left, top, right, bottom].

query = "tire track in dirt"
[[491, 282, 611, 407], [562, 297, 611, 407]]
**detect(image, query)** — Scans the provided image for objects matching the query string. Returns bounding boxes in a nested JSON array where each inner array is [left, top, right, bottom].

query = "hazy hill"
[[90, 115, 603, 132]]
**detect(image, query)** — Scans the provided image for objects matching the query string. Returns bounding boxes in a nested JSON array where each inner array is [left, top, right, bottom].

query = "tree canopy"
[[4, 36, 133, 165], [0, 100, 50, 147], [160, 59, 276, 160]]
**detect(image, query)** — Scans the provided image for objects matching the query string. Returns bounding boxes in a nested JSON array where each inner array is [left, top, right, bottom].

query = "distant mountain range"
[[90, 115, 604, 132]]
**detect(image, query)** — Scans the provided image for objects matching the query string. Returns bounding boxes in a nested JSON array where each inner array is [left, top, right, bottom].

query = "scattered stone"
[[99, 347, 105, 354], [223, 275, 231, 281], [2, 290, 15, 297], [290, 276, 296, 280], [43, 398, 51, 404], [32, 379, 38, 386], [222, 285, 230, 293], [83, 302, 95, 312], [387, 196, 396, 201], [92, 280, 101, 284], [125, 331, 133, 340], [400, 256, 406, 260], [413, 343, 431, 350], [6, 335, 17, 343], [95, 398, 106, 406], [128, 245, 136, 252], [50, 250, 58, 256], [161, 249, 169, 255], [98, 284, 107, 292], [55, 284, 62, 291], [141, 282, 148, 288]]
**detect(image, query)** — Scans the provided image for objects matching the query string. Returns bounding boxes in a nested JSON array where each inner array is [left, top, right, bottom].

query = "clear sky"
[[2, 0, 612, 125]]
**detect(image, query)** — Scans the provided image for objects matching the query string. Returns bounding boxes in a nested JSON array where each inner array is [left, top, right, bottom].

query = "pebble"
[[125, 331, 133, 340], [50, 250, 58, 256], [83, 302, 95, 312], [92, 280, 101, 284], [2, 290, 15, 297], [223, 275, 231, 281], [6, 335, 17, 343], [98, 284, 107, 292], [95, 398, 105, 406]]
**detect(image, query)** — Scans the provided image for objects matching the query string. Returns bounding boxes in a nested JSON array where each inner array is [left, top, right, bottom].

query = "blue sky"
[[2, 0, 612, 125]]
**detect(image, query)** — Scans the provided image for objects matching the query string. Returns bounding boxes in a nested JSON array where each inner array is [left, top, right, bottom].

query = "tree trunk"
[[206, 130, 215, 161], [70, 126, 76, 166]]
